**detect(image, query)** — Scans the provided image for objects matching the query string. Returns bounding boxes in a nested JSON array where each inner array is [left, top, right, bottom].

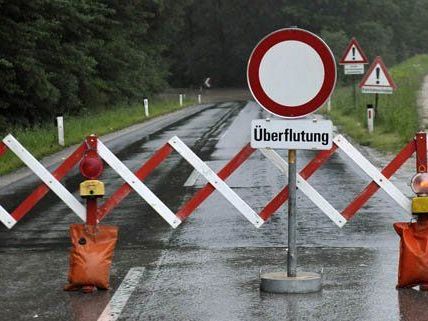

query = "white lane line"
[[183, 169, 200, 187], [97, 267, 145, 321], [169, 136, 264, 228]]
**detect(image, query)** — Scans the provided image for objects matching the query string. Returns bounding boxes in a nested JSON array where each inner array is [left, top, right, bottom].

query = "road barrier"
[[0, 131, 426, 294], [0, 132, 425, 230]]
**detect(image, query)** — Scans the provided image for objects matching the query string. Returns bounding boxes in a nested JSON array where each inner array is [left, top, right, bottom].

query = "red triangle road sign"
[[359, 56, 397, 94], [339, 37, 369, 65]]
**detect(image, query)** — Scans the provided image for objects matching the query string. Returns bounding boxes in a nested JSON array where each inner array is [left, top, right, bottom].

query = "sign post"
[[287, 149, 297, 277], [247, 28, 336, 293]]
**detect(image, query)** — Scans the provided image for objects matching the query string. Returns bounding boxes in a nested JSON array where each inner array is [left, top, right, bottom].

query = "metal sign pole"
[[260, 146, 322, 294], [287, 149, 297, 277], [353, 76, 357, 110], [375, 93, 379, 117]]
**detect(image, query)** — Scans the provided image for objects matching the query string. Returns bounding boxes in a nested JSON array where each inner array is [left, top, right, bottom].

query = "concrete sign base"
[[260, 271, 322, 294]]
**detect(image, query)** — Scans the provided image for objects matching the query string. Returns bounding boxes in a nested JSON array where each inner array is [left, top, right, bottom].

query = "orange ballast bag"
[[394, 220, 428, 289], [64, 224, 118, 291]]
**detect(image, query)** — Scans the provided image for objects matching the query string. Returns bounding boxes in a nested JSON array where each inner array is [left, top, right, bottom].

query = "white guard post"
[[143, 98, 149, 117], [179, 94, 183, 107], [168, 136, 264, 228], [1, 134, 86, 228], [367, 106, 374, 133], [57, 116, 65, 146], [97, 140, 181, 228]]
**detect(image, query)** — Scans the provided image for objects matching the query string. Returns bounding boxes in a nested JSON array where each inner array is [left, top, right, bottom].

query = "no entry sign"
[[247, 28, 336, 118]]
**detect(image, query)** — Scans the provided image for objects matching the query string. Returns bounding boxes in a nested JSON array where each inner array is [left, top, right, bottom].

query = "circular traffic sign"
[[247, 28, 336, 118]]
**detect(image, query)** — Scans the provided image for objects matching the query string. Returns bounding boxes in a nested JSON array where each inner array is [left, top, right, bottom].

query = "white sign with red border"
[[247, 28, 337, 118], [359, 56, 397, 94], [339, 37, 369, 75]]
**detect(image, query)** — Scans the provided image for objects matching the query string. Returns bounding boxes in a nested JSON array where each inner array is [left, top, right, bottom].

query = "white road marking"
[[169, 136, 264, 228], [97, 267, 145, 321], [183, 169, 200, 187]]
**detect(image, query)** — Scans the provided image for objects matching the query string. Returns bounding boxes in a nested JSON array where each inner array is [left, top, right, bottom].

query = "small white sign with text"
[[344, 64, 364, 75], [251, 119, 333, 150]]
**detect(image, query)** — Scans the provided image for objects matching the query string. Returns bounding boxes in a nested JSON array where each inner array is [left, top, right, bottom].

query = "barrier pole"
[[86, 198, 98, 226], [287, 149, 297, 277]]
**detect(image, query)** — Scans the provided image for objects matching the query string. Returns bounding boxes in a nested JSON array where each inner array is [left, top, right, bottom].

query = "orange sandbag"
[[394, 219, 428, 289], [64, 224, 118, 291]]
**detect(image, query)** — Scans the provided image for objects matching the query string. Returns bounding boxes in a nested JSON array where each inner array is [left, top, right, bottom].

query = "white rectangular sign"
[[361, 86, 394, 94], [344, 64, 364, 75], [251, 119, 333, 150]]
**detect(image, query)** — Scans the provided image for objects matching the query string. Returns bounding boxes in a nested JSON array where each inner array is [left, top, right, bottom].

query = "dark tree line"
[[1, 0, 428, 126], [0, 0, 190, 126], [170, 0, 428, 87]]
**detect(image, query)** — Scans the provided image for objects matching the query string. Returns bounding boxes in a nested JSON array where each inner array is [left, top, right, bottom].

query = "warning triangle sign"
[[359, 56, 397, 94], [339, 38, 369, 65]]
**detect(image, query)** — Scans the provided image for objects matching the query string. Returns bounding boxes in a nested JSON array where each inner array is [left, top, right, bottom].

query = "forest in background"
[[1, 0, 428, 127]]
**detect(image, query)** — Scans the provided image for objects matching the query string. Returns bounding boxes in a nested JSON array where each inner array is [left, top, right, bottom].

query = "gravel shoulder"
[[418, 75, 428, 129]]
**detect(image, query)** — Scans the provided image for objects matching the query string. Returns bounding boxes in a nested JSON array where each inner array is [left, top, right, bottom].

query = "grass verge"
[[0, 99, 195, 175], [323, 54, 428, 152]]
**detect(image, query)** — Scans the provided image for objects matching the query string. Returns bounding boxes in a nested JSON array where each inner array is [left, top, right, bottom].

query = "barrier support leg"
[[86, 198, 98, 227]]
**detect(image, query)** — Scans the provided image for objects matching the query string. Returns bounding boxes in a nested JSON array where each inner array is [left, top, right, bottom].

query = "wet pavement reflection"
[[0, 101, 423, 321]]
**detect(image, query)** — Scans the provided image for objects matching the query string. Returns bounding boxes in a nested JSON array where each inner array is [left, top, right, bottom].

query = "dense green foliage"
[[170, 0, 428, 87], [1, 0, 428, 128], [0, 0, 189, 127], [326, 55, 428, 151]]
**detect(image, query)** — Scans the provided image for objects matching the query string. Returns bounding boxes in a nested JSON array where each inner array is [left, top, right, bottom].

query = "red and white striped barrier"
[[0, 132, 425, 230], [97, 136, 263, 228], [0, 135, 87, 228], [99, 133, 424, 229]]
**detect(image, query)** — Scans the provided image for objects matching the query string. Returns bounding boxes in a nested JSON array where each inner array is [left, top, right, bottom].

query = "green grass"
[[0, 99, 195, 175], [323, 54, 428, 152]]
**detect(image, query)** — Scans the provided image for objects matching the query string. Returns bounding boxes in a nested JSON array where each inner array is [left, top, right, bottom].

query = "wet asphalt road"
[[0, 101, 427, 321]]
